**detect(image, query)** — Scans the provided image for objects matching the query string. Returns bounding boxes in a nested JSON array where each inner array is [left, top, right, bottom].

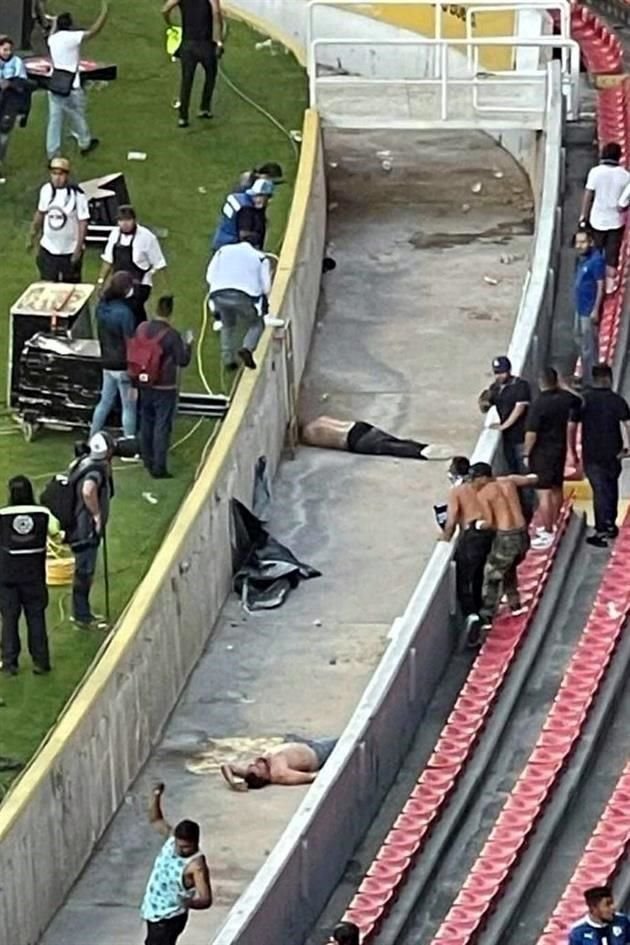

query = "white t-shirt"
[[207, 242, 272, 306], [585, 163, 630, 230], [38, 184, 90, 256], [48, 30, 85, 90], [101, 224, 167, 286]]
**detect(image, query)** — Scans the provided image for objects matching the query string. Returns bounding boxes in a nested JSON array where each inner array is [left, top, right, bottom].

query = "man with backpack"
[[42, 433, 114, 630], [28, 156, 90, 282], [127, 296, 192, 479]]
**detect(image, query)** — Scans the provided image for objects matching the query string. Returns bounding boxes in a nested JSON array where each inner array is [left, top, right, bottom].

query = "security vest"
[[212, 192, 252, 250], [0, 505, 49, 583]]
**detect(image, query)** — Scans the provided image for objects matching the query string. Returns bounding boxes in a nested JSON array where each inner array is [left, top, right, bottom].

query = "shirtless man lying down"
[[220, 738, 337, 791], [301, 416, 452, 460]]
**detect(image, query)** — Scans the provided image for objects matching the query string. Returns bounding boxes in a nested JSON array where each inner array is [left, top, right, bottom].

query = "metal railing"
[[308, 35, 580, 125]]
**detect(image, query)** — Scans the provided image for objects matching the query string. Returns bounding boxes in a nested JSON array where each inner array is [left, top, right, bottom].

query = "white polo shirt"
[[586, 163, 630, 230], [48, 30, 85, 90], [101, 224, 167, 286], [38, 183, 90, 256], [207, 242, 272, 303]]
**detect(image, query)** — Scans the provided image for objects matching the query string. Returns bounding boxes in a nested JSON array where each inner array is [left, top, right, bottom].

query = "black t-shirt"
[[582, 388, 630, 464], [488, 376, 531, 445], [179, 0, 213, 41], [526, 389, 582, 458]]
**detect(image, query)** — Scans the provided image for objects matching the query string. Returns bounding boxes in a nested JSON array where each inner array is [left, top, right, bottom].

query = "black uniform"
[[0, 504, 52, 673], [582, 387, 630, 535], [176, 0, 218, 124]]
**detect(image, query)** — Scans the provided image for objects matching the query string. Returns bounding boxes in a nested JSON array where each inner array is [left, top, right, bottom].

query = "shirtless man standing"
[[220, 737, 337, 791], [141, 783, 212, 945], [469, 462, 537, 629], [438, 456, 494, 645], [301, 415, 451, 460]]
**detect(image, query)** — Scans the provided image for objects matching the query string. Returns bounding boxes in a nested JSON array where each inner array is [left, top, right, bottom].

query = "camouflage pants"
[[480, 527, 529, 623]]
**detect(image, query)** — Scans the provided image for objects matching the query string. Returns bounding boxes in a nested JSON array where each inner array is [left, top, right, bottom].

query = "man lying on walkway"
[[220, 738, 337, 790], [142, 782, 212, 945], [301, 416, 452, 460]]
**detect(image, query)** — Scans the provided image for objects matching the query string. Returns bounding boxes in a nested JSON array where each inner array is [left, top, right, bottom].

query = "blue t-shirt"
[[575, 249, 606, 317], [569, 914, 630, 945]]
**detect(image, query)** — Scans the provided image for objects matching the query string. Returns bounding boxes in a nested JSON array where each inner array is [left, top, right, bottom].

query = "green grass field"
[[0, 3, 306, 798]]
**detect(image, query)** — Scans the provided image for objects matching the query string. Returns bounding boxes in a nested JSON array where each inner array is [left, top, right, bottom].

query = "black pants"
[[455, 528, 494, 617], [140, 388, 178, 476], [0, 579, 50, 671], [179, 40, 217, 121], [37, 246, 82, 283], [585, 460, 621, 534], [347, 421, 428, 459], [128, 284, 151, 327], [145, 913, 188, 945]]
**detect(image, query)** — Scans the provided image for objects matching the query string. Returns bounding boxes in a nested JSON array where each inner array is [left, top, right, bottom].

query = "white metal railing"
[[308, 35, 580, 125]]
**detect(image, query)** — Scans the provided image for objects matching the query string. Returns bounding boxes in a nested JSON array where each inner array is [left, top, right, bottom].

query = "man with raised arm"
[[141, 782, 212, 945]]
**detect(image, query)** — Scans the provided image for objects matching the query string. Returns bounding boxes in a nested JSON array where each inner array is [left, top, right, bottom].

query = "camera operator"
[[68, 433, 114, 631], [0, 476, 57, 676]]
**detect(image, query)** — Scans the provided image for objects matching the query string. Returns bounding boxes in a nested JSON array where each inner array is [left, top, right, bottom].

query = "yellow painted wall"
[[340, 3, 516, 71]]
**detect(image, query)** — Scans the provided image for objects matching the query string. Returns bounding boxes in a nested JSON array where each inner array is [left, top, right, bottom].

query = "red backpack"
[[127, 324, 169, 387]]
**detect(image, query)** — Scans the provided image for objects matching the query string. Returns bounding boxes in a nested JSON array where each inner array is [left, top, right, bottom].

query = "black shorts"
[[145, 914, 188, 945], [591, 226, 624, 268], [530, 451, 566, 489]]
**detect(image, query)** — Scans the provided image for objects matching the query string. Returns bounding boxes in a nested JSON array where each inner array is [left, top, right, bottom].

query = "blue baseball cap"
[[492, 355, 511, 374]]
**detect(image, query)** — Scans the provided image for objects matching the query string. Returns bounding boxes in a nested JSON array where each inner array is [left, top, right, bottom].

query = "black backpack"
[[40, 459, 100, 536]]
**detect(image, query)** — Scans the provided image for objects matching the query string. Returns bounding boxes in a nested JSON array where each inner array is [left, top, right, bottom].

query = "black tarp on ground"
[[231, 499, 321, 611]]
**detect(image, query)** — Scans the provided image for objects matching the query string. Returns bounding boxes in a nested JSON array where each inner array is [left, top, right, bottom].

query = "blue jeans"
[[140, 388, 178, 476], [91, 370, 137, 438], [72, 543, 100, 623], [46, 88, 91, 159], [574, 313, 599, 387]]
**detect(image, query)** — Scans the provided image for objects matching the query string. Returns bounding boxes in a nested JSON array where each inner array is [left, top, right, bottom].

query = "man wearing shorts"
[[524, 368, 581, 549], [301, 416, 451, 460], [581, 142, 630, 294], [220, 738, 337, 790]]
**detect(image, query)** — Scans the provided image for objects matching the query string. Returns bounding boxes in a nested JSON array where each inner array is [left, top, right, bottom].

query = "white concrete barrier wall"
[[0, 118, 327, 945], [211, 65, 564, 945]]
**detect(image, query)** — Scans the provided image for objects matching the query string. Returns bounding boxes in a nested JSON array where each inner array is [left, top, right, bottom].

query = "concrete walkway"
[[40, 130, 531, 945]]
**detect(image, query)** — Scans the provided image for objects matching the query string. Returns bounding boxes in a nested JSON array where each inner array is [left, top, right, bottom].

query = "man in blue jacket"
[[212, 178, 273, 251], [569, 886, 630, 945], [91, 271, 137, 439], [574, 227, 605, 387]]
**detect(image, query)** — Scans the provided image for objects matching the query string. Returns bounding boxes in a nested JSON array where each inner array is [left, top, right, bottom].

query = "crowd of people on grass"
[[0, 0, 292, 681]]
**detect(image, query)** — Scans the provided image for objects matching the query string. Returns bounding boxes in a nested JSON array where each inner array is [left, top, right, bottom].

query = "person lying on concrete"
[[438, 456, 494, 647], [330, 922, 360, 945], [469, 462, 538, 631], [142, 782, 212, 945], [301, 416, 452, 460], [220, 738, 338, 791]]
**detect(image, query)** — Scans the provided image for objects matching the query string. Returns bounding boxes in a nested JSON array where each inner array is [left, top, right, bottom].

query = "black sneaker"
[[1, 664, 18, 676], [80, 137, 100, 155], [178, 118, 189, 128], [152, 471, 174, 480], [607, 525, 619, 539], [586, 533, 608, 548], [197, 110, 213, 119], [238, 347, 256, 369], [465, 614, 482, 648], [33, 664, 51, 675]]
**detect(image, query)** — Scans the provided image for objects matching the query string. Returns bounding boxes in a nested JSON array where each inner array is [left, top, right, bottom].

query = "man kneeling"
[[221, 738, 337, 790], [301, 416, 451, 460]]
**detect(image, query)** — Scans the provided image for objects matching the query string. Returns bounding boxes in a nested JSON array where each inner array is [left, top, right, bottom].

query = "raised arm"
[[148, 782, 172, 838], [85, 0, 109, 40]]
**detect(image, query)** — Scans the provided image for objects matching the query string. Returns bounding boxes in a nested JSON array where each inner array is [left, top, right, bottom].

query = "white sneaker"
[[531, 531, 554, 550], [264, 315, 285, 328], [213, 320, 222, 332], [120, 453, 141, 464]]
